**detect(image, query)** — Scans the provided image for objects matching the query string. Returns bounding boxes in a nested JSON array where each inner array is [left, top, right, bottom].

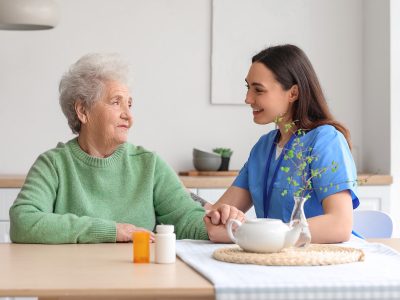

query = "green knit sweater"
[[10, 138, 209, 243]]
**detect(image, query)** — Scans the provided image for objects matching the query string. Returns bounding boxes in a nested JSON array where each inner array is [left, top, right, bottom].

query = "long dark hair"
[[252, 44, 352, 149]]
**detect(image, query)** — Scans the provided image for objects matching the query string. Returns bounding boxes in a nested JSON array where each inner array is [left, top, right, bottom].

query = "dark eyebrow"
[[252, 82, 265, 88], [245, 79, 265, 88]]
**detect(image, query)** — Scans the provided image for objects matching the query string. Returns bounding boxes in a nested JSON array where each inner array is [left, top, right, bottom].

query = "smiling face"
[[245, 62, 297, 125], [78, 80, 133, 149]]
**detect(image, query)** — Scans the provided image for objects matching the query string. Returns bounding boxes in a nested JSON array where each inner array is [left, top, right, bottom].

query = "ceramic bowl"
[[193, 156, 222, 171], [193, 148, 221, 158]]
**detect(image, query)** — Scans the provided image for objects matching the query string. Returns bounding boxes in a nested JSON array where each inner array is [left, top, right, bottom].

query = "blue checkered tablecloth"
[[176, 237, 400, 300]]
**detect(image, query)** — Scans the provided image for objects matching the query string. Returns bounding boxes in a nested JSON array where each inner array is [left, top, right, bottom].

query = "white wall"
[[0, 0, 269, 174], [362, 0, 390, 174], [390, 0, 400, 236], [0, 0, 385, 176]]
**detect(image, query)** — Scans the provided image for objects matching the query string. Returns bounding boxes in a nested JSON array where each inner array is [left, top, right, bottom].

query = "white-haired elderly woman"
[[10, 53, 242, 244]]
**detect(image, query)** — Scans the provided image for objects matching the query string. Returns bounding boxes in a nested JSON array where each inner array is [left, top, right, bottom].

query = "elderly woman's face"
[[83, 81, 133, 146]]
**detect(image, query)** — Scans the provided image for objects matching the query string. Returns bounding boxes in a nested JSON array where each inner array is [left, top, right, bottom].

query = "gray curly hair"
[[59, 53, 130, 134]]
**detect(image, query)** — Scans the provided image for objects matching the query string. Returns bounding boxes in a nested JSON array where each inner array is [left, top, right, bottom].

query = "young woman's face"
[[245, 62, 296, 125]]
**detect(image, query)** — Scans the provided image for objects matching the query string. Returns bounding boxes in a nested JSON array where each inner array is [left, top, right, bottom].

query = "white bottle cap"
[[156, 225, 174, 234]]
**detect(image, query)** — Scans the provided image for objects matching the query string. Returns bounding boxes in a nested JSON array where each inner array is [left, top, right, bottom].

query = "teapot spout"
[[284, 222, 302, 248]]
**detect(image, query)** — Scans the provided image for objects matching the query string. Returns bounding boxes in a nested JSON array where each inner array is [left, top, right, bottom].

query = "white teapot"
[[227, 218, 303, 253]]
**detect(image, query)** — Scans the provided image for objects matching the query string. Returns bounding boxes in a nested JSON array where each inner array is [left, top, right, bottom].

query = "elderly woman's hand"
[[116, 223, 155, 243]]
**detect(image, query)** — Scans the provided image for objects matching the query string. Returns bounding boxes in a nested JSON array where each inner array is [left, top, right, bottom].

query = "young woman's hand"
[[203, 214, 232, 243], [205, 204, 245, 225], [116, 223, 155, 242], [203, 204, 245, 243]]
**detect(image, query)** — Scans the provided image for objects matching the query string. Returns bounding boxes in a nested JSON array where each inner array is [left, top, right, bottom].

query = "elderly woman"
[[10, 53, 241, 243]]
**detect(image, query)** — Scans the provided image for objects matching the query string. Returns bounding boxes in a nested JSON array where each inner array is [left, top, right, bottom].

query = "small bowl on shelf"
[[193, 156, 222, 171], [192, 148, 222, 171], [193, 148, 221, 159]]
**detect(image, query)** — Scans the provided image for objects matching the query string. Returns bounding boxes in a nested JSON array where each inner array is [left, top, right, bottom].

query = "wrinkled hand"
[[204, 204, 245, 243], [116, 223, 155, 243], [206, 204, 245, 225]]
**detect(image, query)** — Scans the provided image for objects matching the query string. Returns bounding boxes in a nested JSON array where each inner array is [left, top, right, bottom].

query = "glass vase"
[[290, 196, 311, 247]]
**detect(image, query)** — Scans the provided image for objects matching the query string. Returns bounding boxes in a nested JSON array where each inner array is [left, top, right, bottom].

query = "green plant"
[[276, 118, 342, 200], [213, 148, 233, 158]]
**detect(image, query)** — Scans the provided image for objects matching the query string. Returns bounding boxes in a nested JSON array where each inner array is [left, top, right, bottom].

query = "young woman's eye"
[[255, 89, 264, 93], [245, 84, 250, 90]]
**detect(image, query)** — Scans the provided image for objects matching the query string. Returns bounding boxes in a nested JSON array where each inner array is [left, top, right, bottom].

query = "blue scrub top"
[[233, 125, 359, 222]]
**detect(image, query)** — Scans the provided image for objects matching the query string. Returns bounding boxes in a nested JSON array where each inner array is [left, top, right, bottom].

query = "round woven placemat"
[[213, 244, 365, 266]]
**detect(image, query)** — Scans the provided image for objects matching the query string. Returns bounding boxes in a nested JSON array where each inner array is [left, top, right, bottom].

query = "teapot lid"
[[245, 218, 289, 230], [245, 218, 282, 224]]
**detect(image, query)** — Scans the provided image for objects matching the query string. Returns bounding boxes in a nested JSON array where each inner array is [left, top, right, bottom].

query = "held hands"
[[204, 204, 245, 243], [116, 223, 155, 243]]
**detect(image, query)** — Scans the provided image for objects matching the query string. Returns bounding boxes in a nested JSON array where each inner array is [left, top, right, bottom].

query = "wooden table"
[[0, 243, 214, 300], [0, 239, 398, 300], [367, 238, 400, 251]]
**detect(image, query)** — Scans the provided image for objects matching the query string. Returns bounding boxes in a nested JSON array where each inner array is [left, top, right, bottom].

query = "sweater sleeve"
[[152, 155, 209, 240], [9, 153, 116, 244]]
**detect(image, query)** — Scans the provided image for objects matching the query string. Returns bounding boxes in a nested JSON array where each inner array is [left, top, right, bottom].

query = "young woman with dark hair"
[[204, 44, 359, 244]]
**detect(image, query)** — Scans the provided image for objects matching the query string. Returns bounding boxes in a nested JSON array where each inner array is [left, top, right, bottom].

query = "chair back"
[[353, 210, 393, 238]]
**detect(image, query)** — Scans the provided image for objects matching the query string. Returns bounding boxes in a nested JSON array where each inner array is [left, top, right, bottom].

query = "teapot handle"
[[226, 219, 242, 244]]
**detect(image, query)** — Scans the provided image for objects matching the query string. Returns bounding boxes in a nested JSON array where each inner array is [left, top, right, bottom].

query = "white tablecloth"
[[176, 237, 400, 300]]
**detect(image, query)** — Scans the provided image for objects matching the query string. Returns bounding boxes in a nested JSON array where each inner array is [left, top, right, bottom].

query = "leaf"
[[280, 166, 290, 173], [281, 189, 288, 196], [284, 123, 292, 132], [287, 150, 294, 159]]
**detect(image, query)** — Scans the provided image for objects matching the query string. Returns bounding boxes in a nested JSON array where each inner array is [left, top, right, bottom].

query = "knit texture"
[[10, 138, 209, 243]]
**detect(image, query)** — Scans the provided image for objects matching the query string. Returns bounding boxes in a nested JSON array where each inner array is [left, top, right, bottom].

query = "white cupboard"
[[0, 188, 19, 244]]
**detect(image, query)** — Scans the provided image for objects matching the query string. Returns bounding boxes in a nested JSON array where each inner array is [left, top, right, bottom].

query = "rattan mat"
[[213, 244, 365, 266]]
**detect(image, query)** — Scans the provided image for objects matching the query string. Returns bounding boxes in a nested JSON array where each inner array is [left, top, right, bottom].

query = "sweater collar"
[[68, 138, 127, 168]]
